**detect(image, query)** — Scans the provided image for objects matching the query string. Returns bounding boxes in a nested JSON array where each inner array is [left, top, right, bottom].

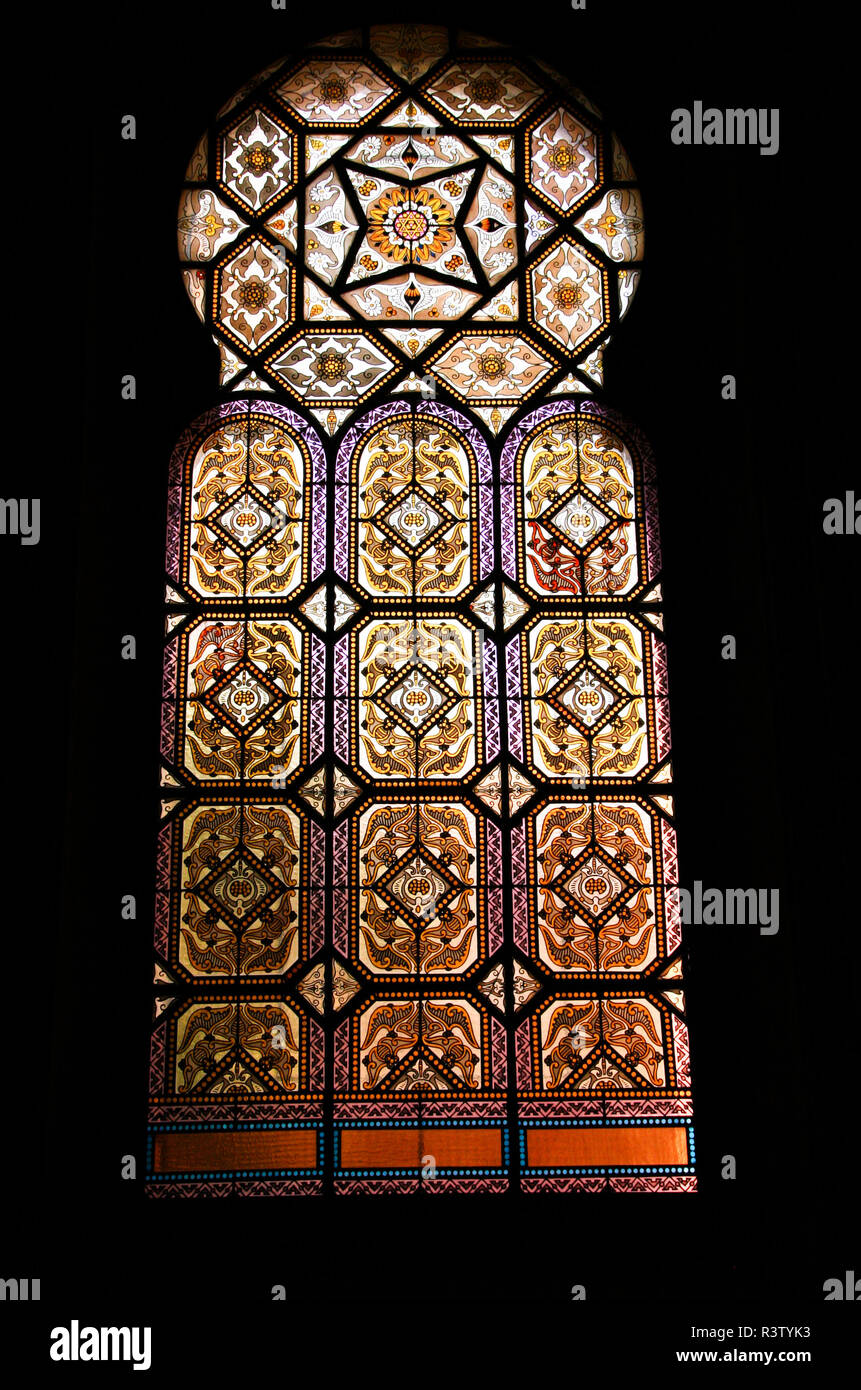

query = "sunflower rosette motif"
[[177, 24, 644, 423], [365, 185, 456, 266]]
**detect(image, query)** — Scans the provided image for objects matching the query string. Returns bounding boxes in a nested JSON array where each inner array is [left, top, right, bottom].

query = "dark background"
[[2, 0, 856, 1364]]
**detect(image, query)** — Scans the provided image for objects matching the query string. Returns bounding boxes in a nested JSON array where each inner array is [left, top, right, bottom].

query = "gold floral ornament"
[[366, 185, 456, 265], [276, 60, 393, 124], [178, 28, 644, 386]]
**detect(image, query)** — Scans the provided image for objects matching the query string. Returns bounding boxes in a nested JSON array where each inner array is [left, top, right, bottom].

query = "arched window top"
[[177, 26, 644, 423]]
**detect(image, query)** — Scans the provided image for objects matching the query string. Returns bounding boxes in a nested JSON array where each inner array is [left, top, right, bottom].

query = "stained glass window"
[[148, 25, 694, 1196]]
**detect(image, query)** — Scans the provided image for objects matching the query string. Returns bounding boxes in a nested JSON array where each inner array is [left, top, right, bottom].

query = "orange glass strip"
[[340, 1127, 503, 1169], [526, 1125, 688, 1168], [152, 1129, 318, 1173]]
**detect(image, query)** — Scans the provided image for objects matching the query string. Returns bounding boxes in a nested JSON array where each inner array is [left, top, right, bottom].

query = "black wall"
[[2, 0, 855, 1361]]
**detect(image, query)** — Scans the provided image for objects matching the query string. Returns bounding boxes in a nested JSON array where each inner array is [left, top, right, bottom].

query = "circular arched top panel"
[[178, 27, 643, 410]]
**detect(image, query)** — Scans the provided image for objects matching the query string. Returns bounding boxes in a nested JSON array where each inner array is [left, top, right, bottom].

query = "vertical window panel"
[[147, 27, 694, 1198]]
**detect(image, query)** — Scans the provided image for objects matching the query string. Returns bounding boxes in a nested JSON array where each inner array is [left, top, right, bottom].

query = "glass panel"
[[148, 27, 693, 1198]]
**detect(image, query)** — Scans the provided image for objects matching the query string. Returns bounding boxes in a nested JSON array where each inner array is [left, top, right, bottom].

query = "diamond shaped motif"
[[299, 583, 360, 632], [553, 847, 638, 926], [546, 490, 613, 549], [268, 331, 397, 402], [429, 332, 556, 402], [216, 239, 292, 350], [221, 108, 294, 212], [211, 488, 282, 552], [357, 617, 479, 781], [201, 659, 286, 737], [379, 487, 451, 551], [423, 61, 542, 123], [377, 849, 459, 926], [528, 106, 599, 212], [380, 664, 454, 733], [201, 853, 280, 926], [277, 60, 393, 124], [216, 669, 274, 729], [528, 239, 607, 351], [542, 658, 629, 736]]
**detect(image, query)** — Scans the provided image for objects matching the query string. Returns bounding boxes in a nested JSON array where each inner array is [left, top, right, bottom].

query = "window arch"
[[148, 25, 694, 1197]]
